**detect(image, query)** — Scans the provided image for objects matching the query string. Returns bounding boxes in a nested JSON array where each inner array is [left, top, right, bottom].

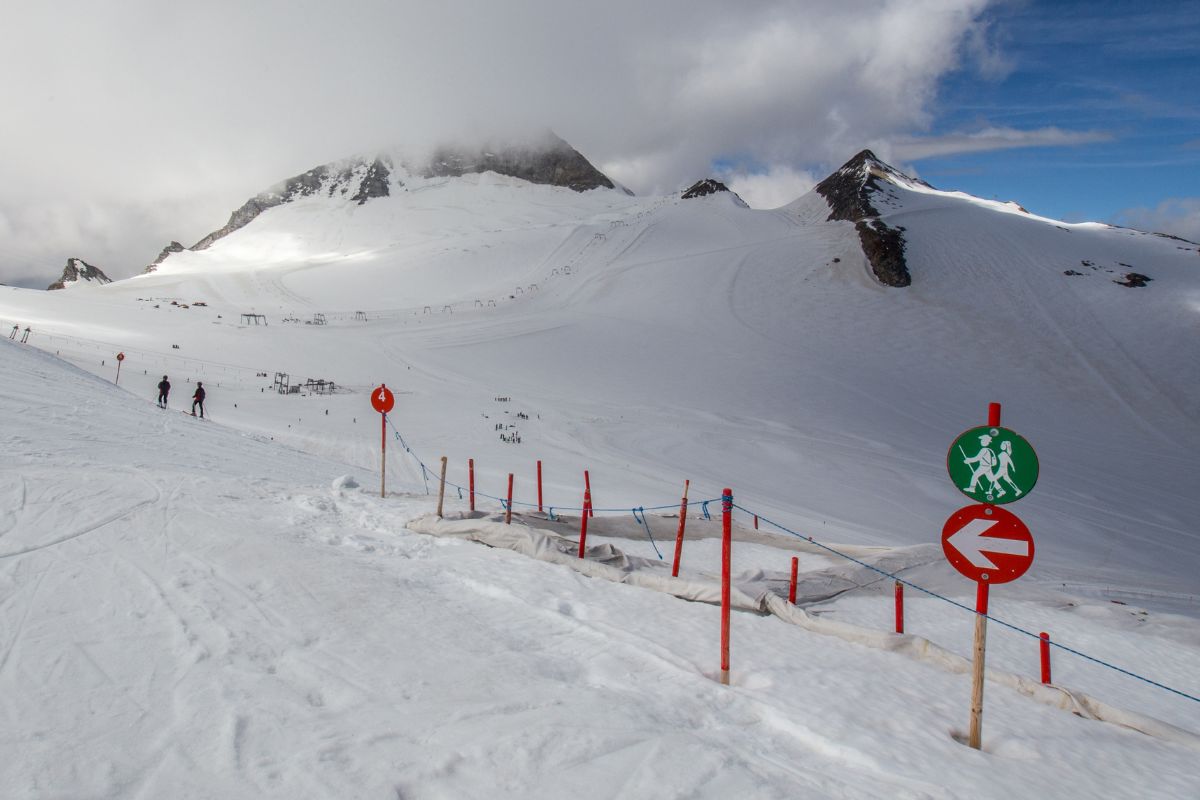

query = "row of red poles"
[[444, 459, 1056, 687]]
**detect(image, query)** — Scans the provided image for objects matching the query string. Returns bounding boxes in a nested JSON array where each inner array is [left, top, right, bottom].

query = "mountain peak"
[[187, 133, 620, 254], [680, 178, 748, 207], [810, 151, 925, 288], [47, 258, 112, 290]]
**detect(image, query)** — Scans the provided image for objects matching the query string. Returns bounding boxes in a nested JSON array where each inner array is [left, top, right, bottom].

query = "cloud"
[[721, 166, 819, 210], [0, 0, 998, 282], [1114, 198, 1200, 242], [888, 126, 1112, 161]]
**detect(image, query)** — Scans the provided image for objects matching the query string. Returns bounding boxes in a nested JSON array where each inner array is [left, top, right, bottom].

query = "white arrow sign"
[[946, 518, 1030, 569]]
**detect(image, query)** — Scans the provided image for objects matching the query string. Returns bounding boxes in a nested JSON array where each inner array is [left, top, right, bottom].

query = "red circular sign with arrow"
[[941, 504, 1035, 584], [371, 384, 395, 414]]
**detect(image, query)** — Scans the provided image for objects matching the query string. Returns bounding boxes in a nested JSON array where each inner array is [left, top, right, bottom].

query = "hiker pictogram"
[[947, 426, 1038, 505]]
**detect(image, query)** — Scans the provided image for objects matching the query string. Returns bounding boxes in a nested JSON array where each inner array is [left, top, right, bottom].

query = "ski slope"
[[0, 160, 1198, 796]]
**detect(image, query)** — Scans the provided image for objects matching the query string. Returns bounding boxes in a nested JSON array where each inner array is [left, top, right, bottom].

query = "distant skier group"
[[156, 375, 206, 418]]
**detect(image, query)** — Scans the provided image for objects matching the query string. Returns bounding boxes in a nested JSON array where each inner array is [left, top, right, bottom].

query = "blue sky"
[[911, 0, 1199, 233]]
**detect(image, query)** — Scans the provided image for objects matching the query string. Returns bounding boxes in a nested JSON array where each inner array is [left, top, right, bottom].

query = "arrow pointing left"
[[947, 518, 1030, 569]]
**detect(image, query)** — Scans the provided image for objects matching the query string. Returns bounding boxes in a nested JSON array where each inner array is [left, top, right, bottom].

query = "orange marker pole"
[[671, 480, 690, 577]]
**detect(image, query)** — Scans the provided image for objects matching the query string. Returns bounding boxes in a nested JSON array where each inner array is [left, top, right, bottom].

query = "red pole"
[[976, 581, 989, 615], [577, 489, 591, 558], [505, 473, 513, 525], [753, 514, 758, 530], [671, 480, 690, 577], [720, 487, 732, 685], [1040, 632, 1052, 684], [895, 581, 905, 633], [380, 413, 387, 498], [988, 402, 1001, 427], [584, 470, 594, 517], [789, 556, 798, 604], [469, 458, 476, 512], [537, 460, 543, 513], [115, 360, 122, 385]]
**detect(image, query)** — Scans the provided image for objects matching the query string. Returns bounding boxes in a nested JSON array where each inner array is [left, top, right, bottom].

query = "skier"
[[156, 375, 171, 408], [191, 382, 206, 418]]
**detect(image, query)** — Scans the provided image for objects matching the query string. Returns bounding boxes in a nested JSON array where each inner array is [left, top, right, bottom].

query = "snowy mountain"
[[0, 140, 1198, 796], [46, 257, 112, 290]]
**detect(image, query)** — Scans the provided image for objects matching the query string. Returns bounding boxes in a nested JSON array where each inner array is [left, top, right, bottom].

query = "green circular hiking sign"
[[947, 426, 1038, 505]]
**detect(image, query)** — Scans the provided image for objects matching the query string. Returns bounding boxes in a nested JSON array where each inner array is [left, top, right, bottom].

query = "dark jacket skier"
[[157, 376, 171, 408], [191, 382, 206, 418]]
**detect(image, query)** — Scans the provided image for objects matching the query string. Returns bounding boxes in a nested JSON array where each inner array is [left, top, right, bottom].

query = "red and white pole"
[[720, 487, 732, 685], [895, 581, 904, 633], [671, 480, 690, 577], [789, 556, 798, 605], [505, 473, 514, 525], [469, 458, 476, 512], [1040, 632, 1052, 684], [577, 489, 591, 558], [537, 460, 543, 513]]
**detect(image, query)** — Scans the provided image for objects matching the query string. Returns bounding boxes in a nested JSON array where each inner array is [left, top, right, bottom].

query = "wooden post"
[[969, 581, 989, 750], [789, 556, 798, 604], [895, 581, 904, 633], [720, 488, 732, 685], [505, 473, 514, 525], [436, 456, 448, 518], [577, 489, 591, 558], [671, 480, 690, 577], [537, 460, 543, 513], [469, 458, 475, 512]]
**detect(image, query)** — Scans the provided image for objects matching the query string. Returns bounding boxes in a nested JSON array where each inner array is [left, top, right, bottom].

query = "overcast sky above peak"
[[0, 0, 1196, 287]]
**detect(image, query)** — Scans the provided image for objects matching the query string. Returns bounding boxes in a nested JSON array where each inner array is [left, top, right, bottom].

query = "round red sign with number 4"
[[371, 384, 395, 414]]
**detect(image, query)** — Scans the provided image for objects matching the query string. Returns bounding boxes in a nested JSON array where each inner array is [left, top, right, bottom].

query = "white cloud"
[[889, 126, 1112, 161], [1114, 198, 1200, 242], [0, 0, 999, 281], [721, 166, 819, 210]]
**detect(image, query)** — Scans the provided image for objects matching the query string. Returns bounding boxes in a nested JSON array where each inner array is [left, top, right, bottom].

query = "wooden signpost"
[[943, 403, 1037, 750]]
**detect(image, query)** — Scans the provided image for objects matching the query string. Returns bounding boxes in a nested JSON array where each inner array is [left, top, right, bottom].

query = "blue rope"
[[633, 507, 664, 559], [701, 501, 712, 520], [548, 507, 557, 521], [731, 502, 1200, 706]]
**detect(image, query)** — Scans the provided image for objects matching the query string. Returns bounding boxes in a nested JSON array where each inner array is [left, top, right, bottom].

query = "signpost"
[[371, 384, 395, 498], [115, 352, 125, 385], [943, 402, 1037, 751]]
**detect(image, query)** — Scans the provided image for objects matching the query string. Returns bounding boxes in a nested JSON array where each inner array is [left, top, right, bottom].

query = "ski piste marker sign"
[[947, 425, 1038, 505], [941, 504, 1035, 584], [371, 384, 395, 414]]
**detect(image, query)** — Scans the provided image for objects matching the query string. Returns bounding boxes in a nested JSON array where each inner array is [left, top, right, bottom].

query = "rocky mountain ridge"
[[47, 258, 112, 290]]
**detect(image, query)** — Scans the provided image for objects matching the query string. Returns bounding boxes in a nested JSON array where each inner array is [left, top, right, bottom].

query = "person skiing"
[[191, 382, 206, 418], [156, 375, 171, 408]]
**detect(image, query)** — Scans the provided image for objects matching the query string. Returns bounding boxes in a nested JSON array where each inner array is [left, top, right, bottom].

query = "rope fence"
[[384, 413, 1200, 709]]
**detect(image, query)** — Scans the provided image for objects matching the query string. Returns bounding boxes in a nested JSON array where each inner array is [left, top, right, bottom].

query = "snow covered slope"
[[2, 324, 1200, 798], [1, 146, 1197, 615]]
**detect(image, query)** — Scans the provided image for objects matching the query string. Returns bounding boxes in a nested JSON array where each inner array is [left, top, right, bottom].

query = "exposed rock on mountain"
[[812, 150, 924, 288], [143, 241, 186, 274], [681, 179, 748, 207], [187, 133, 617, 253], [192, 157, 396, 251], [47, 258, 112, 290], [421, 133, 616, 193]]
